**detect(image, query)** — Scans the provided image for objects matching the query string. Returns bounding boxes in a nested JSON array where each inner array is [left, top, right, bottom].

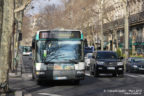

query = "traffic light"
[[18, 33, 22, 41]]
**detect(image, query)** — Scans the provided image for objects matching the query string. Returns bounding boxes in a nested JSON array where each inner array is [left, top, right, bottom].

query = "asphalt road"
[[9, 56, 144, 96]]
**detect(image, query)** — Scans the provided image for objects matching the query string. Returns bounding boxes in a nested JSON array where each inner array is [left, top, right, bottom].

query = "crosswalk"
[[38, 93, 62, 96], [85, 72, 144, 78]]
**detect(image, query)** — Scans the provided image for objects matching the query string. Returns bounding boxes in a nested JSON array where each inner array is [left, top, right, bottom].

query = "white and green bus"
[[32, 30, 85, 84]]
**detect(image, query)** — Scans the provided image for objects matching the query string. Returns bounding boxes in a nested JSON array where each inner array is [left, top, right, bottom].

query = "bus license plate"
[[107, 67, 115, 70], [54, 77, 67, 80]]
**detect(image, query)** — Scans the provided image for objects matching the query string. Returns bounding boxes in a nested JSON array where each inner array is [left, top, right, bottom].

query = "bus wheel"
[[94, 71, 99, 77], [32, 71, 36, 80], [112, 73, 117, 77], [32, 73, 35, 80], [37, 79, 42, 85]]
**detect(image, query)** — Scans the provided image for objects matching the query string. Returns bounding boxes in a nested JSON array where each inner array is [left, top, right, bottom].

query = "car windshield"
[[36, 40, 82, 63], [22, 46, 32, 52], [133, 58, 144, 62], [96, 52, 118, 59], [87, 53, 92, 58]]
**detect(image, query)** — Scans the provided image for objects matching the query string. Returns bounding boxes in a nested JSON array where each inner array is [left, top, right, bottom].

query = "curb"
[[15, 91, 32, 96], [9, 73, 22, 78]]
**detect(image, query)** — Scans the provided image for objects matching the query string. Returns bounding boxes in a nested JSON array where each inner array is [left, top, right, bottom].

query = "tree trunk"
[[0, 0, 14, 91], [0, 0, 3, 47], [100, 0, 104, 51], [12, 0, 23, 71], [124, 0, 129, 58]]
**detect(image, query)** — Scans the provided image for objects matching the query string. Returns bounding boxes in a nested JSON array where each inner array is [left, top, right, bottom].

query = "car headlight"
[[117, 62, 123, 66], [97, 61, 104, 65], [133, 65, 138, 68]]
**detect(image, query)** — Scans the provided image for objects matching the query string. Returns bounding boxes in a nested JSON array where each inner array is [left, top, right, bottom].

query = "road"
[[9, 56, 144, 96]]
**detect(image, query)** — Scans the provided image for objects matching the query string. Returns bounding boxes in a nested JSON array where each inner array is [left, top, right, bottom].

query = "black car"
[[89, 51, 124, 77], [126, 57, 144, 73]]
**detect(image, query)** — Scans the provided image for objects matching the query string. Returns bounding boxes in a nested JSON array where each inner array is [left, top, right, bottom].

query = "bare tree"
[[0, 0, 32, 92]]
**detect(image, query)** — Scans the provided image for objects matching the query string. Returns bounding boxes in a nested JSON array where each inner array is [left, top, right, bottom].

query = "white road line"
[[125, 74, 141, 78], [139, 75, 144, 77], [38, 93, 62, 96], [125, 74, 144, 78], [85, 73, 144, 78]]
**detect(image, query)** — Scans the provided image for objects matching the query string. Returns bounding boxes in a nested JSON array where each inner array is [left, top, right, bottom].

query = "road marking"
[[38, 93, 62, 96], [139, 75, 144, 77], [125, 74, 144, 78], [24, 94, 32, 96], [85, 73, 144, 78], [125, 74, 139, 78]]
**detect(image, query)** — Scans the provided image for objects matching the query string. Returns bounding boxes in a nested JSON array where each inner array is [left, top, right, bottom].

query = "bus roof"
[[36, 29, 82, 34], [35, 29, 83, 41]]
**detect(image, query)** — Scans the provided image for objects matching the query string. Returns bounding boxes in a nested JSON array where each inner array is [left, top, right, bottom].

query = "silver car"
[[126, 57, 144, 73]]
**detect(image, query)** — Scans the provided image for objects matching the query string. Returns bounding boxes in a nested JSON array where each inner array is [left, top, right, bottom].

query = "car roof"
[[94, 51, 116, 53]]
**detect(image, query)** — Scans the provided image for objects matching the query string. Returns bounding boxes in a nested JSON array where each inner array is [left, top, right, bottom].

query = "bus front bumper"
[[35, 70, 85, 80]]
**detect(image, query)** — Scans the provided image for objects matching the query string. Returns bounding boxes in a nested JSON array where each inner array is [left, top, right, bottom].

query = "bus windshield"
[[36, 40, 82, 63]]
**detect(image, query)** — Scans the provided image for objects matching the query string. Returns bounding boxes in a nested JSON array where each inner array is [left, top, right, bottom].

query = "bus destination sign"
[[39, 31, 81, 39]]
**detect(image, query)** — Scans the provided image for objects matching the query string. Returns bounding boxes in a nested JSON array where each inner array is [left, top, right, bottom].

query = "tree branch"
[[14, 0, 32, 13]]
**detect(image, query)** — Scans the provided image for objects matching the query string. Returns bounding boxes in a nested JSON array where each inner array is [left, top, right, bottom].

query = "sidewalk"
[[8, 54, 32, 96], [8, 53, 23, 96]]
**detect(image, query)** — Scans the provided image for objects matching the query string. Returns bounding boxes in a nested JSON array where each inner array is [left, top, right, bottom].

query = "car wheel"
[[129, 69, 133, 73], [119, 73, 124, 78], [32, 68, 36, 80], [37, 79, 42, 85], [90, 71, 94, 76], [90, 66, 94, 76], [112, 73, 117, 77], [126, 68, 129, 72], [94, 71, 99, 77]]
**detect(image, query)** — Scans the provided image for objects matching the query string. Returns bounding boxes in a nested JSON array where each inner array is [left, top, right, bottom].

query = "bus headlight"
[[36, 72, 45, 75], [35, 63, 47, 71], [75, 62, 85, 70]]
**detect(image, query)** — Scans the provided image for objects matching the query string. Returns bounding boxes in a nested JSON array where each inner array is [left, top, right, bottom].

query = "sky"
[[26, 0, 63, 15]]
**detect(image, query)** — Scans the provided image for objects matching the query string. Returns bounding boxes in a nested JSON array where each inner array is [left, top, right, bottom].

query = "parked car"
[[126, 57, 144, 73], [84, 53, 93, 69], [90, 51, 124, 77]]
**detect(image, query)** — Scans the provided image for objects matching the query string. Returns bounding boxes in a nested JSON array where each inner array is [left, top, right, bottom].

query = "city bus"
[[21, 46, 32, 56], [32, 30, 85, 84]]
